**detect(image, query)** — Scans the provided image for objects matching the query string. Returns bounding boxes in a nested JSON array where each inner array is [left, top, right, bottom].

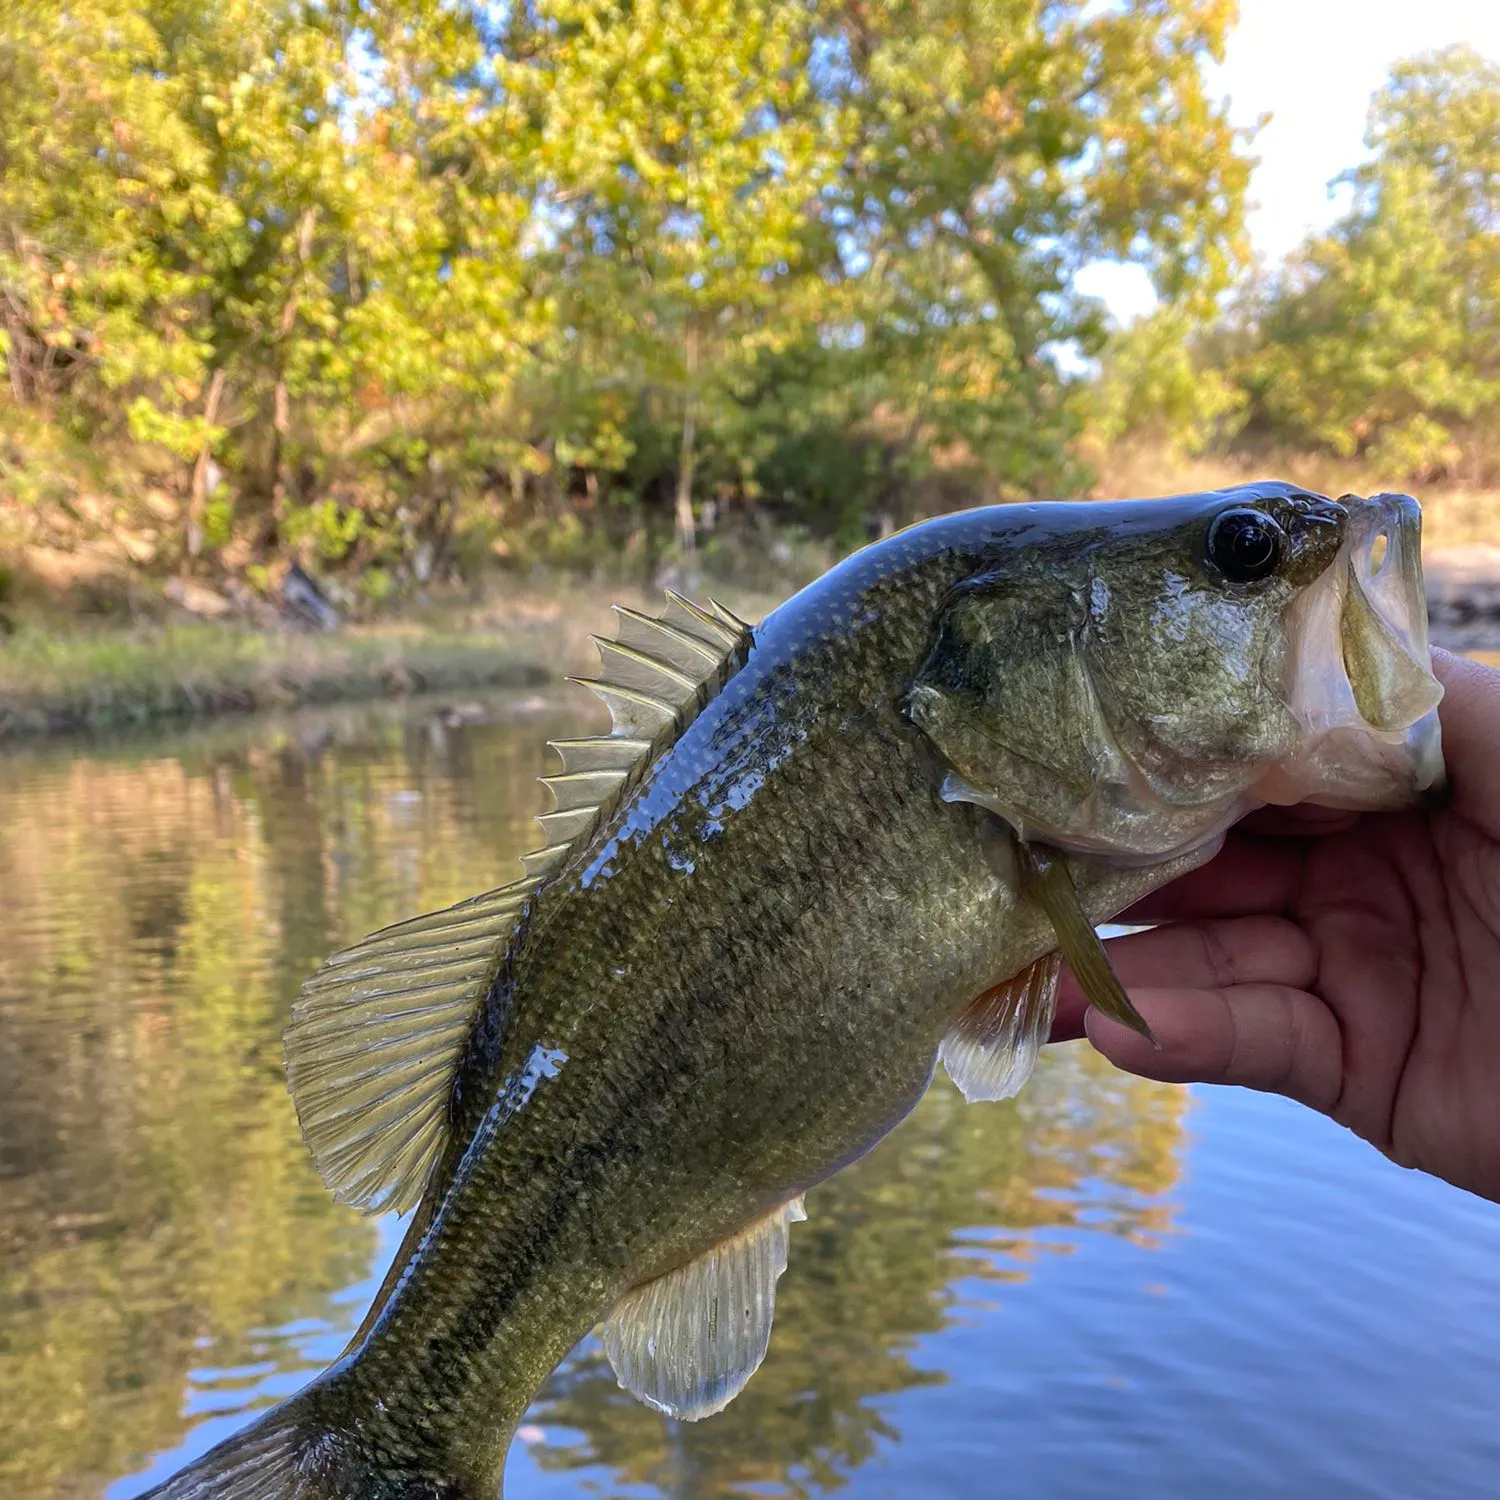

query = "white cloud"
[[1079, 0, 1500, 323], [1211, 0, 1500, 266]]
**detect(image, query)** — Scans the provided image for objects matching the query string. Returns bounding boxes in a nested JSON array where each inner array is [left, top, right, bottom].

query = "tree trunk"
[[673, 398, 697, 553], [185, 367, 228, 566], [269, 208, 317, 514], [268, 379, 291, 525], [674, 325, 700, 553]]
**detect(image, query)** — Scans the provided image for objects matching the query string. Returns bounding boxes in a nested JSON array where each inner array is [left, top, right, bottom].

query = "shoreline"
[[0, 581, 780, 742], [0, 628, 556, 740], [1422, 548, 1500, 657], [2, 558, 1498, 743], [0, 597, 592, 740]]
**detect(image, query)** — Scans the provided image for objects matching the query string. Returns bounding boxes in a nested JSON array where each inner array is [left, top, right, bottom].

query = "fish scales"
[[143, 486, 1446, 1500], [337, 517, 1070, 1475]]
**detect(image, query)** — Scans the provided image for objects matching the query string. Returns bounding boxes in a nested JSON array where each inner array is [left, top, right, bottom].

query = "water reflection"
[[0, 694, 1189, 1499], [529, 1053, 1183, 1500]]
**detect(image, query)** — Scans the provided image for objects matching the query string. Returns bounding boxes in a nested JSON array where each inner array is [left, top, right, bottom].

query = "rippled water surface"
[[3, 693, 1499, 1500]]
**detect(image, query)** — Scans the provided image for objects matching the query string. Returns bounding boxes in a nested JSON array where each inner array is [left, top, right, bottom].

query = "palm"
[[1054, 652, 1500, 1205], [1293, 807, 1500, 1195]]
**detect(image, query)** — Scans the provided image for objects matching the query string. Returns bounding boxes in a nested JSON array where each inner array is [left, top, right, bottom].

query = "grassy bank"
[[0, 581, 786, 740], [5, 450, 1499, 741], [0, 620, 558, 737]]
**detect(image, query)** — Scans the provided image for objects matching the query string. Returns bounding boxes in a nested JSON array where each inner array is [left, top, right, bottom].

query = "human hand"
[[1052, 649, 1500, 1203]]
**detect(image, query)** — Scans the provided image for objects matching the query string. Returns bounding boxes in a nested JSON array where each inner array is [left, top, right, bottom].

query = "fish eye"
[[1206, 508, 1284, 584]]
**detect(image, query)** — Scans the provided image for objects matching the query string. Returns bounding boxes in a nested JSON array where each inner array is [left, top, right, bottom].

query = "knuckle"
[[1197, 922, 1240, 989]]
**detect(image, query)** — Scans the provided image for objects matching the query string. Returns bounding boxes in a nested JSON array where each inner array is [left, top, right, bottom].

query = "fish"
[[143, 481, 1444, 1500]]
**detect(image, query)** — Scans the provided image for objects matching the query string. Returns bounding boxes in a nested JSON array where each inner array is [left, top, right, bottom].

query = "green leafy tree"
[[1087, 302, 1248, 460], [0, 0, 355, 543], [1, 0, 1255, 581], [506, 0, 838, 549], [1239, 47, 1500, 478], [788, 0, 1251, 499]]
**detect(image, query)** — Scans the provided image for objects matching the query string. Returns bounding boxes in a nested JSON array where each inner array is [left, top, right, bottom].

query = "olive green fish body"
[[318, 509, 1095, 1481], [142, 486, 1445, 1500]]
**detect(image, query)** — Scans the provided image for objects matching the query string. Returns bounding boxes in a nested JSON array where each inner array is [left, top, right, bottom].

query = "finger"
[[1235, 804, 1362, 838], [1050, 916, 1317, 1042], [1083, 985, 1343, 1116], [1116, 835, 1306, 924], [1431, 649, 1500, 840]]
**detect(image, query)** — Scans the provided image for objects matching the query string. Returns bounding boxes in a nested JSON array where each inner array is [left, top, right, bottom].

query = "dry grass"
[[0, 578, 784, 740], [1083, 442, 1500, 553]]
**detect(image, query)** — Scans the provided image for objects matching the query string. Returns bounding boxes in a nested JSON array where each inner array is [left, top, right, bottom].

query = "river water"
[[2, 691, 1498, 1499]]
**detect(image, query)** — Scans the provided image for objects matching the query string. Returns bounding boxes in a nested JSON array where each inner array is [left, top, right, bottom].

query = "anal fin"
[[601, 1196, 807, 1421], [940, 952, 1061, 1102]]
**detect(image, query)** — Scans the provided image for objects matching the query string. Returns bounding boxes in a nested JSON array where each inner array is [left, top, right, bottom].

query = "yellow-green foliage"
[[0, 0, 1250, 573], [1245, 48, 1500, 480], [8, 5, 1492, 564], [1086, 304, 1248, 460], [1094, 46, 1500, 487]]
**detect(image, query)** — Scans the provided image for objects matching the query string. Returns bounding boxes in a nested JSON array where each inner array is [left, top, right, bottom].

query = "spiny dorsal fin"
[[283, 876, 538, 1215], [526, 590, 754, 884], [940, 952, 1061, 1103], [602, 1196, 808, 1421]]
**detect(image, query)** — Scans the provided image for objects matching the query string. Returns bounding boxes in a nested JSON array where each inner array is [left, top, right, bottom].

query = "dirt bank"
[[1424, 548, 1500, 654]]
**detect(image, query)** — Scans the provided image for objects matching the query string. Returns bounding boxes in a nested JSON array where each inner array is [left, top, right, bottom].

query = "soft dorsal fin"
[[284, 592, 753, 1218], [939, 952, 1061, 1103], [602, 1196, 807, 1421], [284, 877, 539, 1215]]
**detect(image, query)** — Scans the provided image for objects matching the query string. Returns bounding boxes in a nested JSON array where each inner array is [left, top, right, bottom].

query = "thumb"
[[1083, 986, 1343, 1116]]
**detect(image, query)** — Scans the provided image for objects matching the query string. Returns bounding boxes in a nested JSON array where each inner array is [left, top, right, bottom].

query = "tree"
[[1086, 301, 1247, 461], [506, 0, 837, 551], [1, 0, 1255, 582], [1239, 47, 1500, 479], [788, 0, 1252, 499]]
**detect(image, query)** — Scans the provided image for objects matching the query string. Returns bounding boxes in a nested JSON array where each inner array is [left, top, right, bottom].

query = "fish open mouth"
[[1257, 492, 1446, 810]]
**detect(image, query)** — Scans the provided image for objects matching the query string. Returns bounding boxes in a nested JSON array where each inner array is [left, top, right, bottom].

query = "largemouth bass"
[[146, 483, 1443, 1500]]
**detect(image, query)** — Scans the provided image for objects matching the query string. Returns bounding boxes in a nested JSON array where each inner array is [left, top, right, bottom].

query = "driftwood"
[[279, 561, 342, 631]]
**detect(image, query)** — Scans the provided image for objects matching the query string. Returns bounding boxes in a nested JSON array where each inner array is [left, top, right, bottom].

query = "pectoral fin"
[[1016, 842, 1160, 1048], [940, 952, 1061, 1102], [601, 1197, 807, 1421]]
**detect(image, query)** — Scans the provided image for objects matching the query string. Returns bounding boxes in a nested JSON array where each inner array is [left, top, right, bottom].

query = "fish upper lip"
[[1343, 491, 1446, 790], [1343, 492, 1433, 676]]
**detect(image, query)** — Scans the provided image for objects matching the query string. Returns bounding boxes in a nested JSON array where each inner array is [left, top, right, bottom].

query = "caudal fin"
[[136, 1390, 488, 1500], [137, 1408, 310, 1500]]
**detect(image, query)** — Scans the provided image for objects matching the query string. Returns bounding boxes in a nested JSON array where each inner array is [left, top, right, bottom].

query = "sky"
[[1075, 0, 1500, 324]]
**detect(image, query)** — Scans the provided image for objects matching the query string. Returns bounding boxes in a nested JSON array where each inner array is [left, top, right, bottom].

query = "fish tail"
[[136, 1406, 310, 1500], [138, 1387, 492, 1500]]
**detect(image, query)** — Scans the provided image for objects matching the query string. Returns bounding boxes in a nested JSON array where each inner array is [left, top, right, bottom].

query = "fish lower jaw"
[[1252, 712, 1445, 811], [940, 768, 1248, 869]]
